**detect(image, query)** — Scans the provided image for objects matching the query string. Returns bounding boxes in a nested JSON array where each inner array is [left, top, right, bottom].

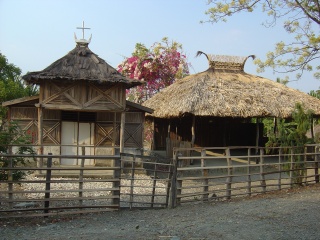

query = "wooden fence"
[[0, 153, 121, 218], [169, 145, 320, 208], [1, 144, 320, 218], [0, 147, 172, 218]]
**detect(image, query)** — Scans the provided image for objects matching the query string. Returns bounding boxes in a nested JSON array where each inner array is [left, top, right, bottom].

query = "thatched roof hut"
[[143, 53, 320, 118], [143, 52, 320, 151], [23, 41, 142, 88]]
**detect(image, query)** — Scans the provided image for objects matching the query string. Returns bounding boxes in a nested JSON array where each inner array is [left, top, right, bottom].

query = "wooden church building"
[[2, 24, 152, 166]]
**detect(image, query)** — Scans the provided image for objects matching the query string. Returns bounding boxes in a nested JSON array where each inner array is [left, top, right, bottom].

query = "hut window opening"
[[61, 111, 96, 122]]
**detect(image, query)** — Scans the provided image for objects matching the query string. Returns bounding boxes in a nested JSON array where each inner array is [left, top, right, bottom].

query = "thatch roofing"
[[22, 43, 142, 88], [143, 53, 320, 119]]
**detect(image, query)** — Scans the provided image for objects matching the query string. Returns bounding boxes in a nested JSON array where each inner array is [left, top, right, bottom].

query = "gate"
[[119, 153, 173, 209]]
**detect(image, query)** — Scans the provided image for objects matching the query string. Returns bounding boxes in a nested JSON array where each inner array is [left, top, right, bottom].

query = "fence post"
[[278, 148, 282, 190], [290, 148, 294, 188], [170, 151, 178, 208], [201, 149, 209, 201], [44, 153, 52, 216], [315, 146, 319, 183], [79, 147, 85, 206], [151, 157, 158, 208], [8, 146, 13, 209], [129, 155, 136, 209], [303, 146, 308, 185], [225, 148, 232, 200], [112, 154, 121, 208], [259, 148, 266, 193], [247, 148, 251, 197]]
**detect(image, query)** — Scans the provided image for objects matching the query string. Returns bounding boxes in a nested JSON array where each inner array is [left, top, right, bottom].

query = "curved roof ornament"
[[196, 51, 255, 72], [74, 21, 92, 46]]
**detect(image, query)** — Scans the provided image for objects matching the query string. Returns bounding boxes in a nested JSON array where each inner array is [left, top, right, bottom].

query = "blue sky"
[[1, 0, 319, 93]]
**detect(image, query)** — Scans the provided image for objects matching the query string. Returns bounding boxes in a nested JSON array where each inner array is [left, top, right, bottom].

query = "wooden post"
[[120, 112, 126, 154], [290, 148, 294, 188], [255, 118, 260, 149], [37, 105, 44, 174], [151, 157, 158, 208], [79, 147, 85, 206], [112, 154, 121, 207], [278, 148, 282, 190], [190, 115, 196, 165], [8, 146, 13, 209], [170, 151, 178, 208], [120, 112, 126, 171], [129, 155, 135, 209], [303, 146, 308, 185], [44, 153, 52, 216], [225, 148, 232, 200], [311, 117, 314, 141], [247, 148, 251, 196], [201, 149, 209, 201], [259, 148, 266, 193], [315, 146, 319, 183]]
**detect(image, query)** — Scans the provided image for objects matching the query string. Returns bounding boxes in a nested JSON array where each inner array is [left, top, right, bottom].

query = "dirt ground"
[[1, 184, 320, 240]]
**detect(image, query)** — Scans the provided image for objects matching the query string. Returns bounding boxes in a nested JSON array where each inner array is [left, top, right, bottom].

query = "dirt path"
[[1, 184, 320, 240]]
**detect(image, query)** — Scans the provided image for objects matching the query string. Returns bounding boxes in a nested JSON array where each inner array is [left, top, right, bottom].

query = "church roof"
[[23, 30, 142, 89]]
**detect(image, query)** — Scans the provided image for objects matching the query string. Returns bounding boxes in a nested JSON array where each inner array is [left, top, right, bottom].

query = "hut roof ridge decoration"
[[196, 51, 256, 72]]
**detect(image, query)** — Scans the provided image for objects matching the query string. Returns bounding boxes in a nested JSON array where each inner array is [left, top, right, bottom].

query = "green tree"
[[203, 0, 320, 80], [266, 103, 313, 184], [0, 122, 35, 181], [0, 53, 38, 120]]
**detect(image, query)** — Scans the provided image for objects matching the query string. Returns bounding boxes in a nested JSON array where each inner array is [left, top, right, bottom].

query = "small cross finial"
[[77, 21, 90, 39], [74, 21, 92, 46]]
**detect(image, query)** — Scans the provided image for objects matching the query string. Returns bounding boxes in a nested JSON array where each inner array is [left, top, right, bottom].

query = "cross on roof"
[[77, 21, 90, 39]]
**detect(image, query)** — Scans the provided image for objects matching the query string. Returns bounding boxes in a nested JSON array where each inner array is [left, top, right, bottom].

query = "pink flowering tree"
[[118, 37, 189, 103]]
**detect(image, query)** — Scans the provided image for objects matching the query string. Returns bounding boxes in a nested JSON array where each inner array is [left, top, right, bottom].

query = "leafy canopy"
[[118, 37, 189, 103], [204, 0, 320, 80], [0, 53, 38, 120]]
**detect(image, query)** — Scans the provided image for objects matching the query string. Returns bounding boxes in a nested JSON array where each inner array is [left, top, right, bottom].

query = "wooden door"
[[61, 122, 94, 165]]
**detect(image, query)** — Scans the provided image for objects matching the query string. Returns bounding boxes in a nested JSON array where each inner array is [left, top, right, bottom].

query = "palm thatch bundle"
[[23, 43, 142, 88], [143, 52, 320, 118]]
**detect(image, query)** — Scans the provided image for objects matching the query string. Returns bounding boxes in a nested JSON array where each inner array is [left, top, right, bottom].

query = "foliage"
[[118, 37, 189, 103], [265, 103, 313, 185], [204, 0, 320, 80], [0, 53, 38, 120], [0, 122, 35, 181]]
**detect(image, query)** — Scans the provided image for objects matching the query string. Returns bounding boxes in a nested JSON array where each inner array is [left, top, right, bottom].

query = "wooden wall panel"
[[41, 81, 126, 111]]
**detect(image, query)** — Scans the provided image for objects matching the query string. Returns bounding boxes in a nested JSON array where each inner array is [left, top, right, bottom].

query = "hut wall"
[[153, 117, 264, 150], [40, 80, 126, 111]]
